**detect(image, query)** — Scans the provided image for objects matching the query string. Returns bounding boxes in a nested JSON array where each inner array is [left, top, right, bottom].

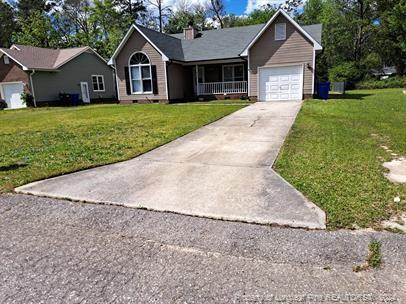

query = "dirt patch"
[[382, 157, 406, 184]]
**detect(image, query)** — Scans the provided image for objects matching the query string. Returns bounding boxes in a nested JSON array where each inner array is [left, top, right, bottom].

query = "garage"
[[259, 65, 303, 101], [0, 82, 26, 109]]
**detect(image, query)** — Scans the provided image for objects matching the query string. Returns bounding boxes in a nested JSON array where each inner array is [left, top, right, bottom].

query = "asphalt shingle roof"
[[135, 23, 322, 62], [0, 44, 89, 70]]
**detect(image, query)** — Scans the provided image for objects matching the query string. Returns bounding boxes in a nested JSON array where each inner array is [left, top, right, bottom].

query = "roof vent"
[[183, 25, 197, 40]]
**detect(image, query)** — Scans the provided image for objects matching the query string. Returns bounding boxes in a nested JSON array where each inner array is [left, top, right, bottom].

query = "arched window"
[[129, 52, 152, 94]]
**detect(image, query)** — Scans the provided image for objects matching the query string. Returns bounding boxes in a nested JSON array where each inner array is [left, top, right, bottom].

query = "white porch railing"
[[198, 81, 248, 95]]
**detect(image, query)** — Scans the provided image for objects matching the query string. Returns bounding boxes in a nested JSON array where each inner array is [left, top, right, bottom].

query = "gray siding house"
[[0, 45, 115, 109], [108, 9, 322, 103]]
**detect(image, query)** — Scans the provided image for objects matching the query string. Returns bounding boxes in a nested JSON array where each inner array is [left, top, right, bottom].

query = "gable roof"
[[109, 9, 322, 64], [0, 44, 107, 71]]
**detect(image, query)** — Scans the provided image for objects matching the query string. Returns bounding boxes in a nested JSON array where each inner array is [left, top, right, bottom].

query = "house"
[[0, 45, 116, 109], [108, 9, 322, 103]]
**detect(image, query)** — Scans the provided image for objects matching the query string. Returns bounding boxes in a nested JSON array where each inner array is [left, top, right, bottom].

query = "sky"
[[6, 0, 298, 15]]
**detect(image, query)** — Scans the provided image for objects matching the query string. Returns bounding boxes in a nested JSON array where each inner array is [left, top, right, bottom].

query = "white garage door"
[[259, 65, 303, 101], [1, 82, 26, 109]]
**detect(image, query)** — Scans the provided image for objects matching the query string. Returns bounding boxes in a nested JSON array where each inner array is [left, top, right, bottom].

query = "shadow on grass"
[[327, 93, 373, 100], [0, 163, 28, 172]]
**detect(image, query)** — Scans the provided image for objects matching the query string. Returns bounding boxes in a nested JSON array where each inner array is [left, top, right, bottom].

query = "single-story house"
[[0, 44, 116, 109], [108, 9, 322, 103]]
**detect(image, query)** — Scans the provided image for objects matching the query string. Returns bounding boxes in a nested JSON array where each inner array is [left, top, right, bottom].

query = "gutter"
[[29, 70, 37, 107]]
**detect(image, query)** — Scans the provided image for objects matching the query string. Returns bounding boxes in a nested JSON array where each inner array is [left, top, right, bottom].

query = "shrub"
[[328, 62, 362, 83], [355, 77, 406, 89], [0, 99, 7, 110], [21, 92, 35, 107]]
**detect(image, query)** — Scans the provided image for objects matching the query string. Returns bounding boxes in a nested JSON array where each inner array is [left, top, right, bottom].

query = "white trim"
[[275, 23, 287, 41], [29, 70, 37, 107], [108, 24, 169, 65], [222, 64, 244, 82], [247, 51, 251, 96], [10, 45, 20, 51], [80, 82, 90, 103], [257, 64, 304, 101], [91, 74, 106, 92], [128, 51, 153, 95], [312, 49, 316, 95], [0, 49, 29, 70], [112, 59, 121, 101], [164, 61, 169, 100], [241, 9, 322, 56], [182, 58, 245, 66]]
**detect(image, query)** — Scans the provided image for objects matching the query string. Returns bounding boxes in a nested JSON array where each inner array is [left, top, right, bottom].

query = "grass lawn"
[[0, 103, 245, 192], [275, 88, 406, 229]]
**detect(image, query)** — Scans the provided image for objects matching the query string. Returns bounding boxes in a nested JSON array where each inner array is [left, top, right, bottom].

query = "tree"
[[113, 0, 146, 23], [13, 11, 59, 48], [210, 0, 225, 28], [0, 0, 17, 47], [90, 0, 130, 57], [165, 2, 209, 33], [146, 0, 171, 32], [16, 0, 46, 19], [375, 0, 406, 75], [297, 0, 324, 25]]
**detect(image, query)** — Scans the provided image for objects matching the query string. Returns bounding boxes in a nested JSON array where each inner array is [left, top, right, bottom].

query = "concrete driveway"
[[16, 102, 326, 229]]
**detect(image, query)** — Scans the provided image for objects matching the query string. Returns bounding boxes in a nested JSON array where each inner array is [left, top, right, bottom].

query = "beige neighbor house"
[[0, 45, 116, 109], [108, 9, 322, 103]]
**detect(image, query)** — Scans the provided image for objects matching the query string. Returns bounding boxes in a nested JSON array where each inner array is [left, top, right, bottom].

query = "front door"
[[80, 82, 90, 103], [1, 82, 26, 109]]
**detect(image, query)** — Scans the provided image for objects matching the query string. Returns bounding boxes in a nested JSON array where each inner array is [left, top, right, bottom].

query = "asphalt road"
[[0, 194, 405, 303]]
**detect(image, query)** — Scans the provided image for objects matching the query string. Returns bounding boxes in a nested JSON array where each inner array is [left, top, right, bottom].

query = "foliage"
[[367, 240, 382, 268], [328, 62, 362, 82], [275, 88, 406, 229], [13, 11, 60, 48], [0, 103, 245, 192], [0, 0, 17, 48], [165, 2, 210, 33], [16, 0, 46, 19], [20, 92, 35, 107], [355, 77, 406, 89]]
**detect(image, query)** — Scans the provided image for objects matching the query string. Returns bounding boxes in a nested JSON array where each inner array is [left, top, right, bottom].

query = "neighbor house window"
[[275, 23, 286, 40], [92, 75, 105, 92], [3, 55, 10, 65], [223, 64, 244, 82], [129, 52, 152, 94]]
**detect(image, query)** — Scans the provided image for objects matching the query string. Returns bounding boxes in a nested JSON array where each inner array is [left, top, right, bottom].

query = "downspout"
[[29, 70, 37, 107]]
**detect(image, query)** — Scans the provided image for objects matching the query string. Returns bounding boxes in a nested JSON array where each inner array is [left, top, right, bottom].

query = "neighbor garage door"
[[259, 65, 303, 101], [0, 82, 26, 109]]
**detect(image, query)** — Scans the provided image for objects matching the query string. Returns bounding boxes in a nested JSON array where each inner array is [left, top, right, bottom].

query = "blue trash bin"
[[70, 94, 80, 106], [318, 82, 330, 100]]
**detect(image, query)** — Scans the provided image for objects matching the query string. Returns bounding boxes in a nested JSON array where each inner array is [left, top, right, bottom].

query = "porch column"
[[195, 64, 199, 96]]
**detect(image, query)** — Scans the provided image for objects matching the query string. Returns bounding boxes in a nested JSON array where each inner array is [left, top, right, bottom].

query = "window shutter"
[[151, 65, 158, 95], [124, 66, 132, 95]]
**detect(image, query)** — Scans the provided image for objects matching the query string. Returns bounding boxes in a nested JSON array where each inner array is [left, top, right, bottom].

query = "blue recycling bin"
[[70, 94, 80, 106], [318, 82, 330, 100]]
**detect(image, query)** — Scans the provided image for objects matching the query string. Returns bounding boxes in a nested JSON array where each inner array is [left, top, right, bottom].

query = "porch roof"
[[136, 22, 322, 63]]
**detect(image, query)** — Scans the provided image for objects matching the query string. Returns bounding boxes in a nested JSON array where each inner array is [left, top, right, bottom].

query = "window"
[[92, 75, 105, 92], [129, 52, 152, 94], [223, 64, 244, 82], [275, 23, 286, 40], [3, 55, 10, 65]]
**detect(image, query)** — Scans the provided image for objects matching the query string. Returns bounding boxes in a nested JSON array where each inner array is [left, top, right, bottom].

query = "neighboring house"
[[0, 44, 116, 109], [108, 9, 322, 103]]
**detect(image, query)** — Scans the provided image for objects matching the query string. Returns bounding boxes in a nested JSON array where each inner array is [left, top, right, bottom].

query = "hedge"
[[356, 77, 406, 89]]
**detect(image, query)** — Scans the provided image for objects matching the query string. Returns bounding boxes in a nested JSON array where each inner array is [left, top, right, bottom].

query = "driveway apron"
[[16, 102, 326, 229]]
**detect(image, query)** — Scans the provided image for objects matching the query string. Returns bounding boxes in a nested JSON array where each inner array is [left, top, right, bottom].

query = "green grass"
[[0, 103, 245, 192], [275, 88, 406, 229], [367, 240, 382, 268]]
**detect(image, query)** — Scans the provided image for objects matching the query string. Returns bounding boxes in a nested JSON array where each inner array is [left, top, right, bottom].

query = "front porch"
[[193, 62, 248, 97]]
